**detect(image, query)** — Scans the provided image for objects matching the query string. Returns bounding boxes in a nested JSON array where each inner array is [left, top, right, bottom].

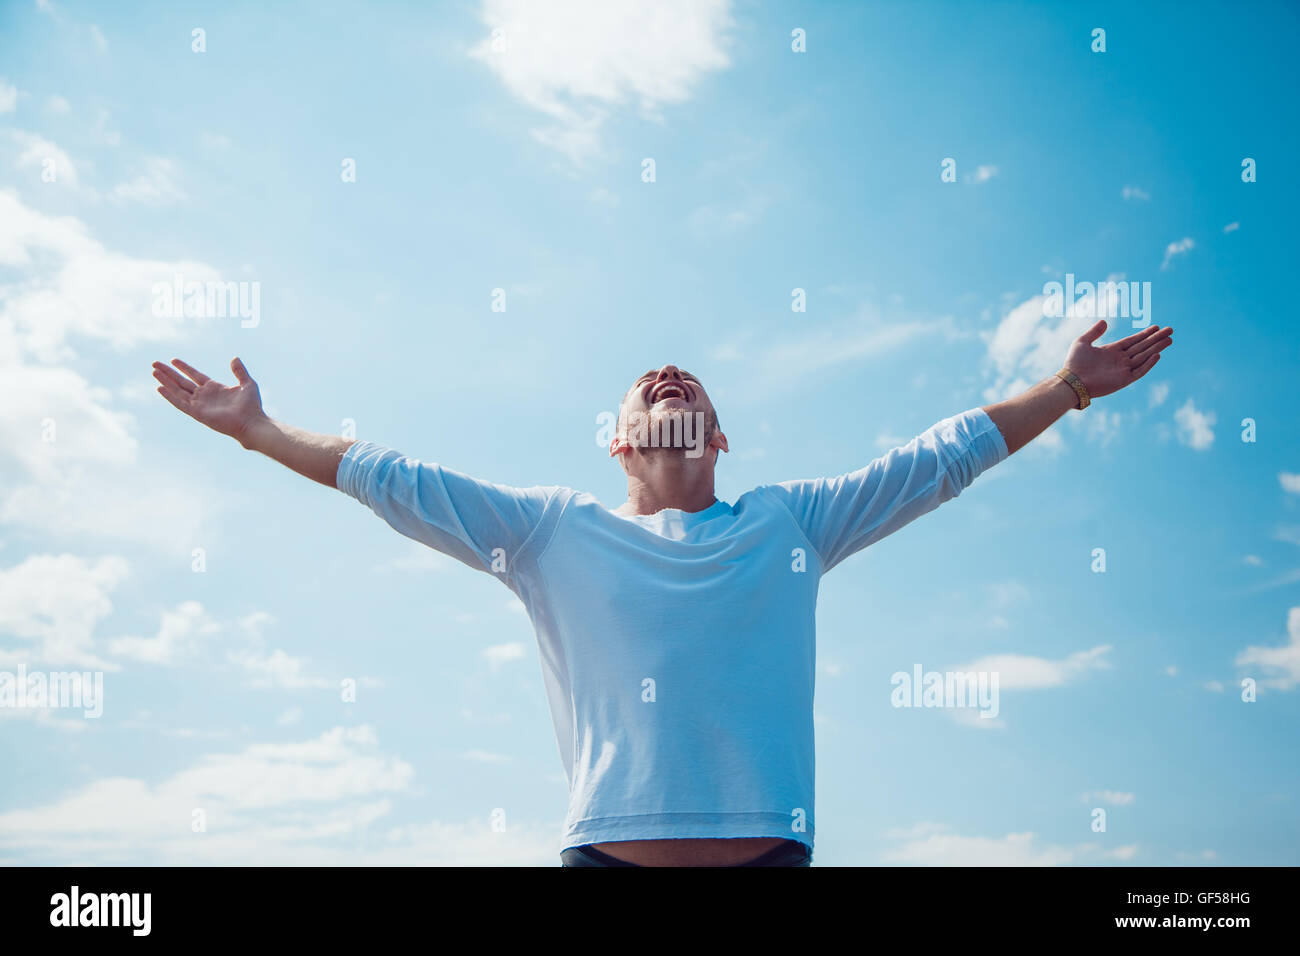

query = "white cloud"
[[1083, 790, 1135, 806], [687, 195, 770, 235], [374, 541, 454, 572], [1122, 185, 1150, 201], [587, 186, 619, 208], [111, 157, 185, 205], [469, 0, 733, 164], [462, 749, 512, 764], [1223, 221, 1239, 233], [0, 553, 128, 669], [228, 647, 330, 690], [0, 191, 224, 358], [8, 130, 78, 187], [982, 293, 1095, 404], [727, 308, 962, 390], [0, 80, 18, 114], [109, 601, 219, 665], [46, 95, 70, 115], [1149, 382, 1169, 408], [955, 645, 1111, 690], [987, 579, 1031, 609], [1243, 554, 1263, 567], [1161, 237, 1194, 270], [1235, 607, 1300, 691], [964, 164, 998, 184], [92, 108, 120, 146], [0, 725, 560, 864], [1279, 473, 1300, 495], [1173, 399, 1215, 451], [0, 193, 229, 549], [0, 470, 208, 553], [38, 2, 109, 53], [0, 362, 136, 480], [482, 641, 527, 668], [883, 827, 1076, 866]]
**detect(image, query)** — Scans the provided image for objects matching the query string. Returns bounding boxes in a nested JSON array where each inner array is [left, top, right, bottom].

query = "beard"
[[620, 406, 715, 455]]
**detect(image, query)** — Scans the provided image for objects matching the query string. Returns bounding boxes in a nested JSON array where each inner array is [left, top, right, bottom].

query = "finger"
[[170, 358, 211, 386], [1115, 324, 1163, 351], [1078, 319, 1107, 344], [230, 357, 252, 385], [1131, 352, 1160, 381], [153, 364, 196, 393], [1129, 332, 1172, 366], [156, 384, 192, 413]]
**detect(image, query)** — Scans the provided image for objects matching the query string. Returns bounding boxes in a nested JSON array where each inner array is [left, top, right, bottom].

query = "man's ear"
[[609, 437, 630, 474], [711, 430, 729, 454]]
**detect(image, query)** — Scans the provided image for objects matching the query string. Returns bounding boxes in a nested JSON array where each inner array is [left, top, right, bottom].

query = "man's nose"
[[654, 365, 683, 383]]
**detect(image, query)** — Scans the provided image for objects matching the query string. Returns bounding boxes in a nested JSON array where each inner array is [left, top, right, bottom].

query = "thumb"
[[231, 357, 253, 384], [1078, 319, 1107, 345]]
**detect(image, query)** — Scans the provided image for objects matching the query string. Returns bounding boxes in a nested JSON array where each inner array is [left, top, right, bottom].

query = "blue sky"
[[1, 0, 1297, 865]]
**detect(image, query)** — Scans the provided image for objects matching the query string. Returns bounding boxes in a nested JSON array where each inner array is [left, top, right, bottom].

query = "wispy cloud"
[[1173, 399, 1215, 451], [8, 130, 78, 187], [1082, 790, 1135, 806], [964, 164, 998, 184], [109, 601, 220, 665], [687, 194, 770, 235], [0, 79, 18, 114], [469, 0, 733, 164], [482, 642, 527, 668], [111, 156, 185, 205], [1161, 236, 1195, 270], [0, 553, 128, 670], [954, 645, 1111, 690], [1235, 607, 1300, 690], [882, 824, 1133, 866], [720, 310, 962, 390]]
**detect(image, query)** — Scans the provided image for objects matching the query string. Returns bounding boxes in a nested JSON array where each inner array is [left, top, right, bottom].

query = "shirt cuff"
[[966, 407, 1010, 467], [336, 439, 385, 499]]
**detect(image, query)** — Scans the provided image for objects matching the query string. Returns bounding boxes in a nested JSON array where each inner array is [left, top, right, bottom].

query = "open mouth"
[[648, 381, 692, 404]]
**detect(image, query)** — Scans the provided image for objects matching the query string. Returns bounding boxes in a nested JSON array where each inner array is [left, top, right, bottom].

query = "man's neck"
[[616, 465, 718, 517]]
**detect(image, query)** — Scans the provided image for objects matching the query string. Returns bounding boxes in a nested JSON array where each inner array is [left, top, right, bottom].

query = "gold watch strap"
[[1055, 368, 1090, 409]]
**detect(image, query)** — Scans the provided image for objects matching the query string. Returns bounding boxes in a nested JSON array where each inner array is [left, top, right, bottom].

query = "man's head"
[[609, 365, 728, 475]]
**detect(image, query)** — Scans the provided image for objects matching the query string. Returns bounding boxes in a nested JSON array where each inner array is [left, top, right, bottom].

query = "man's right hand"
[[152, 357, 268, 448]]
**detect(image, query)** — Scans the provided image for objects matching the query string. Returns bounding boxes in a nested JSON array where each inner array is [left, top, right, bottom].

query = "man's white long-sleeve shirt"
[[336, 407, 1008, 851]]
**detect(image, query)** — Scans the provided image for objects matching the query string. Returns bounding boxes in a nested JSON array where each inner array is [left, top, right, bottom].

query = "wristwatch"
[[1055, 368, 1090, 409]]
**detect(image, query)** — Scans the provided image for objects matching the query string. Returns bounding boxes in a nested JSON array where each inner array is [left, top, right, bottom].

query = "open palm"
[[1064, 320, 1173, 400], [152, 357, 265, 444]]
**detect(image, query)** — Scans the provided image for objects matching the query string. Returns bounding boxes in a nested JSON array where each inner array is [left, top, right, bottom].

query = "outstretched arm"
[[153, 356, 561, 581], [762, 319, 1174, 572], [983, 320, 1173, 455], [152, 357, 352, 487]]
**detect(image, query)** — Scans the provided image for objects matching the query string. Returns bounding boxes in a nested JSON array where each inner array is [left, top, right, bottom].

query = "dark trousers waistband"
[[561, 840, 812, 867]]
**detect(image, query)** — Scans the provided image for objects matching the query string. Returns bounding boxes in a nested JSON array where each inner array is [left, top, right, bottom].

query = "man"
[[152, 318, 1172, 867]]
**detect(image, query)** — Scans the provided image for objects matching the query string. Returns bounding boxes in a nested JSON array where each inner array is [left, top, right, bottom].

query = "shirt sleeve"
[[757, 407, 1008, 573], [335, 440, 560, 581]]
